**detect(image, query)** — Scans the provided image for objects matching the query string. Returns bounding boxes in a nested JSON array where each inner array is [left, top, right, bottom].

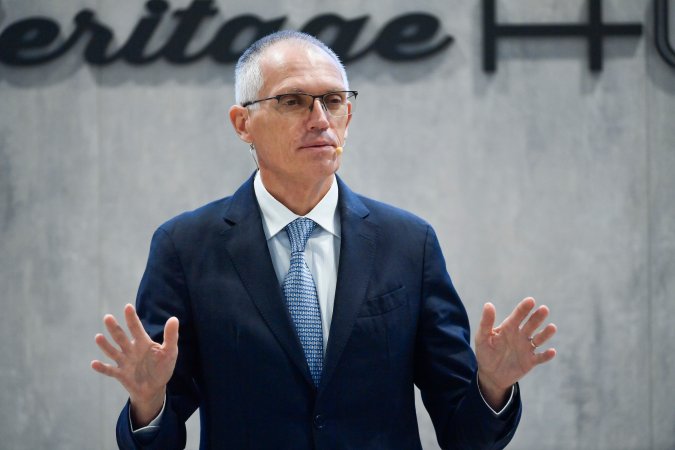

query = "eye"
[[323, 94, 345, 108], [324, 94, 344, 105], [278, 94, 303, 107]]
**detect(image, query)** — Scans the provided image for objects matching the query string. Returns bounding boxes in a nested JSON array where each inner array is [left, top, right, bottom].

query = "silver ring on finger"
[[528, 336, 538, 350]]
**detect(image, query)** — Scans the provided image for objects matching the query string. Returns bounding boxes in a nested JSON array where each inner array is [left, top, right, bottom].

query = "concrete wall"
[[1, 0, 673, 448]]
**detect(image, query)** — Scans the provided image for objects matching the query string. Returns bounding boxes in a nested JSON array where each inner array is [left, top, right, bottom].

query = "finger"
[[531, 323, 557, 347], [477, 303, 496, 339], [521, 305, 550, 337], [163, 317, 180, 350], [91, 360, 122, 378], [103, 314, 132, 353], [501, 297, 536, 330], [124, 304, 150, 342], [534, 348, 557, 365], [95, 333, 121, 362]]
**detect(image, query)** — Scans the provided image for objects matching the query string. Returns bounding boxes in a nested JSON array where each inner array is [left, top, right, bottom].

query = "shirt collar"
[[254, 171, 340, 240]]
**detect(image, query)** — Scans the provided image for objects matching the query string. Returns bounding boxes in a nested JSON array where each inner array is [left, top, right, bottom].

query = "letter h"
[[483, 0, 643, 72]]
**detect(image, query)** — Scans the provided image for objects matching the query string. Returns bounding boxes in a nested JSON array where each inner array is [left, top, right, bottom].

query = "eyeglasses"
[[242, 90, 358, 117]]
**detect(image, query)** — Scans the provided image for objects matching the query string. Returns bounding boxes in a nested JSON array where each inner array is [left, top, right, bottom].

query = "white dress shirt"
[[253, 171, 341, 351]]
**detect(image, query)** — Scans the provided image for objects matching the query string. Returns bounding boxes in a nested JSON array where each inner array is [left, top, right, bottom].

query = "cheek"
[[264, 117, 297, 141], [254, 120, 289, 148], [255, 125, 299, 165]]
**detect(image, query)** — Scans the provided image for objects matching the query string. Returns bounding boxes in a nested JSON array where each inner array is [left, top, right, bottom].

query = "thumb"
[[477, 302, 496, 342], [162, 317, 179, 350]]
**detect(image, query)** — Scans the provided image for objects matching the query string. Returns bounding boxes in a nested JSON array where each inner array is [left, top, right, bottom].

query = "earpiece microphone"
[[249, 143, 259, 169], [335, 134, 346, 156]]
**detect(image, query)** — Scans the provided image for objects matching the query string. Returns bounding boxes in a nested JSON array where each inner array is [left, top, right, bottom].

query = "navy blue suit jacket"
[[116, 175, 521, 449]]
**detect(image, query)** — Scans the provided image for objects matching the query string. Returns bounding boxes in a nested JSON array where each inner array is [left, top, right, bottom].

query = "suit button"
[[313, 414, 325, 429]]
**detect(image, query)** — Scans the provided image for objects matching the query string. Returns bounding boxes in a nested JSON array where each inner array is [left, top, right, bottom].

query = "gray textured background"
[[1, 0, 674, 449]]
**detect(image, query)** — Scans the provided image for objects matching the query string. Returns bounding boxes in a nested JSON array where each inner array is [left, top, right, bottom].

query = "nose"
[[307, 97, 330, 129]]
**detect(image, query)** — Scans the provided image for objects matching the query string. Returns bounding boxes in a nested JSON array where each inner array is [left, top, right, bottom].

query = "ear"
[[343, 103, 353, 140], [229, 105, 253, 143]]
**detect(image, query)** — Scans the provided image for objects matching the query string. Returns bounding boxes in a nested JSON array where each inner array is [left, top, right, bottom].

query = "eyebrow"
[[274, 87, 346, 95]]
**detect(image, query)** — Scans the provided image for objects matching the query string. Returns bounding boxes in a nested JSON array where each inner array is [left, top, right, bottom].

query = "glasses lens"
[[327, 91, 356, 117], [274, 91, 356, 117], [276, 94, 312, 113]]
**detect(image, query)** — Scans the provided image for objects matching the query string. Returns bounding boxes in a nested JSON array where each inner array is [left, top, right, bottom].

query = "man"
[[92, 31, 557, 450]]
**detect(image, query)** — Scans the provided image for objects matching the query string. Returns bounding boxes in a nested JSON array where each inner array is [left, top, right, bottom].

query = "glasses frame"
[[241, 90, 358, 117]]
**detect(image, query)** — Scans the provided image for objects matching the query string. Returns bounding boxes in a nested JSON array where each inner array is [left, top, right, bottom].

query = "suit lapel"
[[321, 178, 378, 391], [220, 175, 314, 386]]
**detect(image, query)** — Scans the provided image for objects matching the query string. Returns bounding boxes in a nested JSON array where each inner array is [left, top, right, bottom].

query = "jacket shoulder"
[[357, 194, 431, 233]]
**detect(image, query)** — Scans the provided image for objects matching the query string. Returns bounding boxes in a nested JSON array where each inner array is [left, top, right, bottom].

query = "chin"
[[312, 157, 340, 179]]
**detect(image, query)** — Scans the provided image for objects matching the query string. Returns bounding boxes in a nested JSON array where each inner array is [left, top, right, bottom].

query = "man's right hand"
[[91, 303, 179, 427]]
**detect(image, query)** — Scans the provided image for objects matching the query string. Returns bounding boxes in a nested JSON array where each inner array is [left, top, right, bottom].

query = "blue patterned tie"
[[283, 218, 324, 386]]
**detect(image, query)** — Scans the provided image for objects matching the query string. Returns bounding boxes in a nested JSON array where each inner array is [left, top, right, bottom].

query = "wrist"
[[477, 371, 510, 411], [129, 389, 166, 428]]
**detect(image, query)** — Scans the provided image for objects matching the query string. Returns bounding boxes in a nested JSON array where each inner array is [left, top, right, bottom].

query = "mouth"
[[299, 142, 336, 150]]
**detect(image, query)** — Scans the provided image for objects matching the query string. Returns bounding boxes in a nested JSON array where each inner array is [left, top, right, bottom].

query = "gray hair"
[[234, 30, 349, 106]]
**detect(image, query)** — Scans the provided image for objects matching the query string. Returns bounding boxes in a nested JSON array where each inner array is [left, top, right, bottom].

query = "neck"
[[259, 171, 334, 216]]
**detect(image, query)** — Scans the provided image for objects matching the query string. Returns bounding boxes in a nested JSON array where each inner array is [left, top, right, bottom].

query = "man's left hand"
[[475, 297, 557, 410]]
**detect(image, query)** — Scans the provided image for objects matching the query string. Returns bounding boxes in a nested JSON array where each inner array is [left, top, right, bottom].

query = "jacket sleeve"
[[414, 225, 521, 450], [115, 227, 200, 450]]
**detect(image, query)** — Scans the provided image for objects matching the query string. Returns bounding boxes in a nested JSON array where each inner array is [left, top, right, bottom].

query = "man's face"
[[239, 42, 352, 188]]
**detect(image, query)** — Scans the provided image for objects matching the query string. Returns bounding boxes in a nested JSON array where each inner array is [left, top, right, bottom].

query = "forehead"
[[258, 41, 346, 95]]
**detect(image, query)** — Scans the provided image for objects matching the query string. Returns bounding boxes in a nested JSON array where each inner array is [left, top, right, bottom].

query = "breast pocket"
[[357, 286, 407, 317]]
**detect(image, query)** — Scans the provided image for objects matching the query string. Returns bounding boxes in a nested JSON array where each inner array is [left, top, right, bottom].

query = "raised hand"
[[91, 304, 179, 426], [475, 297, 557, 409]]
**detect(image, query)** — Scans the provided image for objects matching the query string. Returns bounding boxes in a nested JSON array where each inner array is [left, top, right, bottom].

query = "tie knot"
[[285, 218, 316, 253]]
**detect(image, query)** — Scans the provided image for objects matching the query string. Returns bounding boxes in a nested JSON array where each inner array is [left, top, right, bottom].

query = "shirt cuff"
[[130, 395, 166, 434], [477, 382, 516, 416]]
